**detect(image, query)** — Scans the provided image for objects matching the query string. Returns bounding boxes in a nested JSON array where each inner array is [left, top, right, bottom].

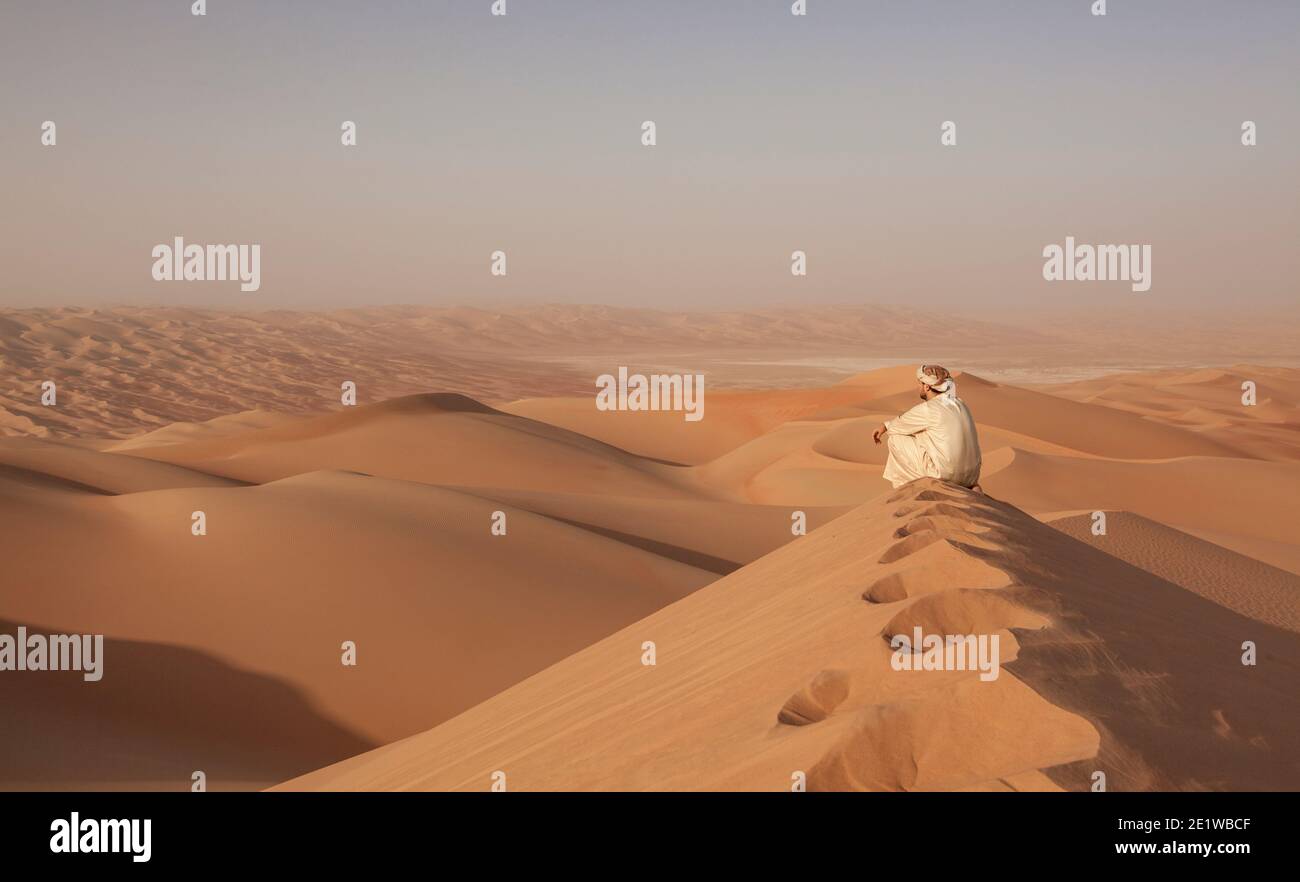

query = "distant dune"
[[4, 304, 1295, 439], [2, 309, 1298, 790]]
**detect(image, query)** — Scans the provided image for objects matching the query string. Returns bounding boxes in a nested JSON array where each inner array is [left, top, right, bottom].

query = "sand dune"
[[7, 304, 1293, 439], [0, 306, 596, 439], [3, 316, 1298, 792], [0, 391, 840, 789], [436, 486, 851, 574], [1027, 366, 1300, 461], [0, 466, 721, 788], [862, 376, 1252, 460], [114, 393, 704, 499], [0, 304, 1043, 440], [0, 437, 241, 494], [280, 480, 1300, 792], [0, 616, 374, 792], [108, 410, 295, 450], [504, 370, 924, 464], [983, 448, 1300, 575], [1050, 511, 1300, 633]]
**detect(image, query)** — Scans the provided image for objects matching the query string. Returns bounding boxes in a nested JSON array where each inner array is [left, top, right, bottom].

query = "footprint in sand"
[[893, 515, 981, 538], [863, 571, 925, 604], [911, 501, 991, 521], [882, 588, 1047, 647], [777, 669, 852, 726], [878, 514, 1000, 564]]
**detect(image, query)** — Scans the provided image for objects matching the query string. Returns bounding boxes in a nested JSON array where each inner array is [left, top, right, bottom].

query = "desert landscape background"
[[3, 0, 1297, 794], [2, 303, 1297, 791]]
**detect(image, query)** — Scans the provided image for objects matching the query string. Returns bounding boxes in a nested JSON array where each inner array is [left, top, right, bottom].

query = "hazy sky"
[[2, 0, 1297, 310]]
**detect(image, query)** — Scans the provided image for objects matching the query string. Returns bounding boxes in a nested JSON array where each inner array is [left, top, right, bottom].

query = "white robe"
[[882, 395, 982, 489]]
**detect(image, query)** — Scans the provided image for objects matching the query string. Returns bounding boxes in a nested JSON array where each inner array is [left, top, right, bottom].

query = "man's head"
[[917, 364, 952, 400]]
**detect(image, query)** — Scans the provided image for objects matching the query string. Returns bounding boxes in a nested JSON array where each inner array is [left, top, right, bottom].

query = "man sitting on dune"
[[872, 364, 982, 490]]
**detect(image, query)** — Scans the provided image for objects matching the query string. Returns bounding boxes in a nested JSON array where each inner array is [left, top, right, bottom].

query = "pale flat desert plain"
[[1, 304, 1297, 791]]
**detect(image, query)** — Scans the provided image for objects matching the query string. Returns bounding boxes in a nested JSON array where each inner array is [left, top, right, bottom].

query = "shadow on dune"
[[541, 515, 741, 575], [0, 618, 376, 791], [959, 499, 1300, 792], [0, 463, 115, 496]]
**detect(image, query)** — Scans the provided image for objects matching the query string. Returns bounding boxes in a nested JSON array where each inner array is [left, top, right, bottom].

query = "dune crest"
[[276, 479, 1300, 792]]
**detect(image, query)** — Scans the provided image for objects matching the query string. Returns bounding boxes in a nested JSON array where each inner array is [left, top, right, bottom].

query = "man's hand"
[[872, 424, 888, 445]]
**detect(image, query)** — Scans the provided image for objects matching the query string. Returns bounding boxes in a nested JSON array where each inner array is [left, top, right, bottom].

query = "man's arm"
[[874, 403, 935, 445]]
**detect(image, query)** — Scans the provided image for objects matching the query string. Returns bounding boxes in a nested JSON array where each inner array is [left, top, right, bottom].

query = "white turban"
[[917, 365, 959, 404]]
